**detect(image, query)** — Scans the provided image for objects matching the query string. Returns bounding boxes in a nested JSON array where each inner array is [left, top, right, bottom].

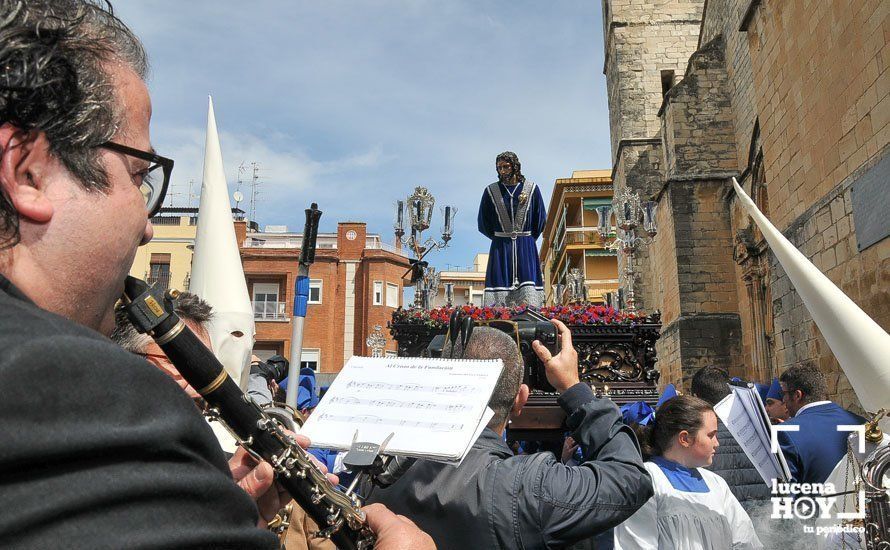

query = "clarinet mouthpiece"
[[123, 275, 149, 302]]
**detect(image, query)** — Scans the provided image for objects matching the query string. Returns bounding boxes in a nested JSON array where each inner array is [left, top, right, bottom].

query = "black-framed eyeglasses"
[[100, 141, 173, 218]]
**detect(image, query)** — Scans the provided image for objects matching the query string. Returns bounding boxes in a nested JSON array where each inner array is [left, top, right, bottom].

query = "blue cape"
[[620, 401, 655, 426], [280, 367, 320, 410], [656, 383, 678, 409]]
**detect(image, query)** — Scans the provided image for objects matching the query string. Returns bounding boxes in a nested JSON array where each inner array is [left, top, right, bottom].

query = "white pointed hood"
[[733, 178, 890, 417], [189, 97, 254, 390]]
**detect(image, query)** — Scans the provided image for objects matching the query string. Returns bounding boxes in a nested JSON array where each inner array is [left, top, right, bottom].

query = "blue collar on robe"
[[651, 456, 710, 493]]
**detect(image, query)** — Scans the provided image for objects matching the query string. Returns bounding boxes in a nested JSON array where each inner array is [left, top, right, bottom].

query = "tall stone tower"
[[603, 0, 704, 161], [604, 0, 749, 387], [603, 0, 705, 314]]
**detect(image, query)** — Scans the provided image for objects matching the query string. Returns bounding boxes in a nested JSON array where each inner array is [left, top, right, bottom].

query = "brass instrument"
[[861, 411, 889, 550], [267, 501, 295, 537], [861, 444, 889, 549], [833, 410, 889, 549], [122, 277, 374, 550]]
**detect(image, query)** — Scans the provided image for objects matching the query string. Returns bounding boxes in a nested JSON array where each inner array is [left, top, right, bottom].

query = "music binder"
[[714, 381, 792, 484], [300, 355, 503, 464]]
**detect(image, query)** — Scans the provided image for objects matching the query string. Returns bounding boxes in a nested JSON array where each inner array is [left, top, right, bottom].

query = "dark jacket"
[[778, 402, 866, 484], [0, 275, 277, 549], [705, 420, 772, 502], [368, 384, 654, 550]]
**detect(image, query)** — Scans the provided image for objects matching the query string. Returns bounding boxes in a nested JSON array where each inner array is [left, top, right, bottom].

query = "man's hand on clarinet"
[[363, 503, 436, 549], [229, 432, 338, 528], [532, 318, 580, 393]]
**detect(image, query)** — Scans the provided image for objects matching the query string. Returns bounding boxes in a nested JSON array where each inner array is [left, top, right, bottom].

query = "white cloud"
[[156, 121, 392, 220], [119, 1, 610, 267]]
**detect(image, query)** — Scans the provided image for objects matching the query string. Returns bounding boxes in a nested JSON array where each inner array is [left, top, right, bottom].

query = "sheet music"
[[300, 356, 503, 463], [714, 383, 791, 484]]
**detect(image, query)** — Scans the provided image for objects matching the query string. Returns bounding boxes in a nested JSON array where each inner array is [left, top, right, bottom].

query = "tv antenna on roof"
[[164, 188, 183, 208], [249, 162, 262, 224], [236, 161, 263, 223], [187, 178, 199, 208]]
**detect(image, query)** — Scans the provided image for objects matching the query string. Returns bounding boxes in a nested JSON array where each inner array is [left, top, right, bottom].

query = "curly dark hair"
[[0, 0, 147, 248], [496, 151, 525, 184], [779, 364, 828, 403]]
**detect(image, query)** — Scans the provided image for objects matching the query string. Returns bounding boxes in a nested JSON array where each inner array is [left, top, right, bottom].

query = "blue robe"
[[477, 180, 546, 306]]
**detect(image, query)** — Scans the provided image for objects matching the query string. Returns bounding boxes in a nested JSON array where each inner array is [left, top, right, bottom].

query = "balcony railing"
[[253, 300, 289, 321], [553, 278, 619, 303], [562, 227, 619, 246], [151, 216, 184, 226], [440, 265, 482, 273], [147, 273, 171, 290], [585, 279, 620, 300], [551, 227, 618, 275], [243, 238, 338, 249], [364, 241, 410, 258]]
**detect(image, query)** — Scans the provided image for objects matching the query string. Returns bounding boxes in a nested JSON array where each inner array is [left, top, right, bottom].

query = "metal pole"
[[287, 203, 322, 409]]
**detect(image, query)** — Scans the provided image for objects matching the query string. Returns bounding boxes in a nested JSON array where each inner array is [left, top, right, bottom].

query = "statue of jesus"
[[477, 151, 546, 307]]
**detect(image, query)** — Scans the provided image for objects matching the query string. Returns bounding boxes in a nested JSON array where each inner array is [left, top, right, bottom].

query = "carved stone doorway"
[[733, 154, 776, 382]]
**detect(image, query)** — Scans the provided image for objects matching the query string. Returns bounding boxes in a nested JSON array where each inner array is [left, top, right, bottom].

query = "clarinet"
[[122, 276, 374, 550]]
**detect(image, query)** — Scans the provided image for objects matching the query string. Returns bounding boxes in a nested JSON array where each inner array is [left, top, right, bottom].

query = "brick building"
[[237, 221, 411, 373], [603, 0, 889, 410], [131, 212, 410, 374], [540, 170, 620, 305]]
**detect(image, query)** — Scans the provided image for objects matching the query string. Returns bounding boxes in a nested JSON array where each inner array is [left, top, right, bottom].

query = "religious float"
[[388, 159, 664, 437], [389, 304, 662, 438]]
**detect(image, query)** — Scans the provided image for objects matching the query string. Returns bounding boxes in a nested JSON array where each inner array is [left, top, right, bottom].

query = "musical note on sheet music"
[[344, 381, 475, 394], [329, 396, 470, 413]]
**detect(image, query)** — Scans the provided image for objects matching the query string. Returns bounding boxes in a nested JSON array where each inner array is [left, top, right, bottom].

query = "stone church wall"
[[602, 0, 888, 408]]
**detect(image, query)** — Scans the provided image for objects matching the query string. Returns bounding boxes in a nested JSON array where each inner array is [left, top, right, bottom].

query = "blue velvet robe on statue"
[[477, 180, 546, 307]]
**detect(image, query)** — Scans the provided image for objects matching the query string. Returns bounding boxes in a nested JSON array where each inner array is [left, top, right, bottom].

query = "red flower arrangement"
[[391, 303, 639, 328]]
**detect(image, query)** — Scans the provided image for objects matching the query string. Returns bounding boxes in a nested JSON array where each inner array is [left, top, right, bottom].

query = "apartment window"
[[385, 283, 399, 308], [252, 282, 280, 320], [148, 253, 171, 289], [373, 281, 383, 305], [308, 279, 322, 304], [300, 349, 320, 371]]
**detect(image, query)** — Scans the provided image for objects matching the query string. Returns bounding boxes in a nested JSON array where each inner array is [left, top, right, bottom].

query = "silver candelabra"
[[394, 186, 456, 309], [591, 188, 658, 313]]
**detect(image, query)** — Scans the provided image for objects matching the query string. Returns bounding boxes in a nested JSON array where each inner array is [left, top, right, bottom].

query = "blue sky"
[[116, 1, 611, 270]]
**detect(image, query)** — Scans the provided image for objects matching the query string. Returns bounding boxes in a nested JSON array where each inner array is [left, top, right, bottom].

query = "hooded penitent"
[[189, 97, 255, 390]]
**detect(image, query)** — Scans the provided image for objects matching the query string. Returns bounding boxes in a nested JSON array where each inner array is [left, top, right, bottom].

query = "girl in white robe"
[[614, 395, 763, 550]]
